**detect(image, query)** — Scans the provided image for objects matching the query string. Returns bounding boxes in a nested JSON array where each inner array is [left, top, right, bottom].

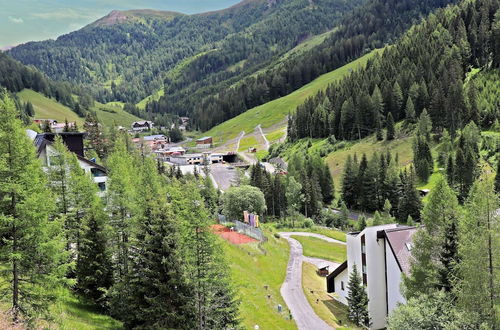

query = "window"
[[361, 242, 366, 253], [341, 281, 344, 291], [362, 265, 367, 274], [98, 182, 106, 192]]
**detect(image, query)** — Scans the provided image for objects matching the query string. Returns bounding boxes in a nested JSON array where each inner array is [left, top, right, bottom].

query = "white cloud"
[[8, 16, 24, 24], [31, 8, 95, 20]]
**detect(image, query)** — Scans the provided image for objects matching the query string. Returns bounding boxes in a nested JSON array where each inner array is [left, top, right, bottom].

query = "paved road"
[[279, 232, 345, 330], [210, 163, 238, 191]]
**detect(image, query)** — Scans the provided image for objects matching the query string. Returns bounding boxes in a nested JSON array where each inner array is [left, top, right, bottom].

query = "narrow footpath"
[[279, 232, 346, 330]]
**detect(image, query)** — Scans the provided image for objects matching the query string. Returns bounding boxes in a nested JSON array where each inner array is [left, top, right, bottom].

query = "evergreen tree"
[[386, 113, 395, 140], [76, 204, 112, 309], [286, 176, 303, 227], [357, 216, 367, 231], [495, 160, 500, 194], [124, 161, 194, 328], [24, 101, 34, 117], [404, 177, 460, 298], [455, 171, 499, 328], [437, 219, 459, 293], [405, 97, 416, 123], [347, 264, 370, 327], [84, 111, 107, 160], [0, 94, 68, 321], [176, 182, 240, 330], [342, 155, 358, 209]]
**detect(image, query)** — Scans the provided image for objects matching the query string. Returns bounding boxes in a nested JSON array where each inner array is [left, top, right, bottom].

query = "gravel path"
[[279, 232, 344, 330]]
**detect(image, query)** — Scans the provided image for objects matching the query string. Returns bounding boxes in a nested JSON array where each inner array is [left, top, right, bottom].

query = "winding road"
[[279, 232, 346, 330]]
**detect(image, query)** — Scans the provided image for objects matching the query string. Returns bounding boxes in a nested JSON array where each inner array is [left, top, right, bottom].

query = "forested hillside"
[[9, 0, 360, 108], [190, 0, 460, 130], [288, 0, 500, 141]]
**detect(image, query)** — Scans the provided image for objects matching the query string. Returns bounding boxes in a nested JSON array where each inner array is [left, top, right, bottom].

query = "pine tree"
[[84, 111, 107, 159], [76, 204, 112, 309], [437, 219, 459, 293], [386, 113, 395, 140], [347, 264, 370, 327], [0, 94, 68, 321], [342, 155, 358, 209], [357, 216, 367, 231], [405, 97, 416, 123], [124, 163, 195, 328]]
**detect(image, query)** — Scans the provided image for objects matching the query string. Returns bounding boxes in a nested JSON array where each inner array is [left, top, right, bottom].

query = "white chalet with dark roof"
[[327, 224, 419, 329]]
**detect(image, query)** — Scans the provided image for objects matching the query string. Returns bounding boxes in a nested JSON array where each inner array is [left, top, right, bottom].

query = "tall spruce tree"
[[0, 94, 68, 321], [124, 160, 194, 328], [347, 264, 370, 327], [386, 113, 395, 140], [342, 155, 358, 208]]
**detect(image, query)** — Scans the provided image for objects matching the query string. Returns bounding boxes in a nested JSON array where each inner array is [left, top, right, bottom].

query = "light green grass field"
[[326, 135, 414, 187], [266, 224, 347, 242], [92, 102, 143, 128], [200, 49, 383, 145], [238, 136, 259, 152], [291, 236, 346, 263], [18, 89, 84, 125], [17, 89, 142, 128], [222, 234, 296, 329]]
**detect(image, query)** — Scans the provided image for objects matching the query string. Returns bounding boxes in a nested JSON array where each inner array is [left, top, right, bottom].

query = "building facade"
[[327, 224, 418, 329]]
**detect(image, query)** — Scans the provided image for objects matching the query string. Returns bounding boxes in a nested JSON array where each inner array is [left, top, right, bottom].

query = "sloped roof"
[[379, 226, 419, 275]]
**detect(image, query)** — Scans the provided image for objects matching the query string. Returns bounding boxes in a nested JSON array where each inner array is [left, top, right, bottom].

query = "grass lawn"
[[238, 136, 259, 152], [50, 288, 122, 329], [18, 89, 84, 125], [222, 233, 296, 329], [92, 102, 143, 128], [0, 274, 121, 329], [265, 223, 347, 242], [302, 262, 358, 329], [266, 129, 286, 142], [200, 49, 383, 145], [291, 236, 346, 263]]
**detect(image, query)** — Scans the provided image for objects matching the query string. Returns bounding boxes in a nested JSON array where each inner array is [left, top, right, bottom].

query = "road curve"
[[279, 232, 345, 330]]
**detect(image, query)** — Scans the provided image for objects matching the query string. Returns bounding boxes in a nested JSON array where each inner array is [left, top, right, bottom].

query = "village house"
[[27, 130, 108, 194], [196, 136, 212, 149], [327, 224, 419, 329], [131, 120, 154, 132]]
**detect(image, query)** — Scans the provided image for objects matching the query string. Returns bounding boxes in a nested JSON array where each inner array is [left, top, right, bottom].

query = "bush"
[[274, 233, 281, 239], [302, 218, 314, 228]]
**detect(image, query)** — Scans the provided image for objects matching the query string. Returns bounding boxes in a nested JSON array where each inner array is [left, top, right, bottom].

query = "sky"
[[0, 0, 242, 49]]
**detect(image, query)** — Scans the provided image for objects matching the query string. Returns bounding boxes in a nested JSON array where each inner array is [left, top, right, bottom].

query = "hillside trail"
[[279, 232, 345, 330], [256, 124, 270, 151]]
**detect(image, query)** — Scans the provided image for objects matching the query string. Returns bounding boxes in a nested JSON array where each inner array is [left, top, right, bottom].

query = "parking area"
[[210, 163, 239, 191]]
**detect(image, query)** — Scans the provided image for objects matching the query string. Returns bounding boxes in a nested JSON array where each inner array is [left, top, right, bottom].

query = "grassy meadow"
[[291, 236, 347, 263]]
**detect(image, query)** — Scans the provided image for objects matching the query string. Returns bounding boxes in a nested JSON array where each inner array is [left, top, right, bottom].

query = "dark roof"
[[34, 135, 107, 173], [326, 260, 347, 293], [196, 136, 212, 142], [378, 226, 419, 275]]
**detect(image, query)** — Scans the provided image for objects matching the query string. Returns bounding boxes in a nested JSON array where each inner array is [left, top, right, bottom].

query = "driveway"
[[279, 232, 345, 330]]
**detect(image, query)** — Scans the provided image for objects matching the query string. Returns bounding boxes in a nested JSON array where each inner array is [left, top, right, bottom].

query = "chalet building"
[[196, 136, 212, 148], [131, 120, 154, 132], [327, 224, 419, 329], [27, 130, 108, 194], [34, 119, 76, 133]]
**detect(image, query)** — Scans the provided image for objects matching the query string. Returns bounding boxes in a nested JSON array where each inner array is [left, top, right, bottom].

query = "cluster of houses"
[[34, 119, 77, 133], [327, 224, 418, 329]]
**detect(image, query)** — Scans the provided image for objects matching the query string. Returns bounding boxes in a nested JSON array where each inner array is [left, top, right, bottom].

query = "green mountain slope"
[[202, 49, 382, 145], [17, 89, 84, 125], [10, 0, 361, 107], [17, 89, 143, 128]]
